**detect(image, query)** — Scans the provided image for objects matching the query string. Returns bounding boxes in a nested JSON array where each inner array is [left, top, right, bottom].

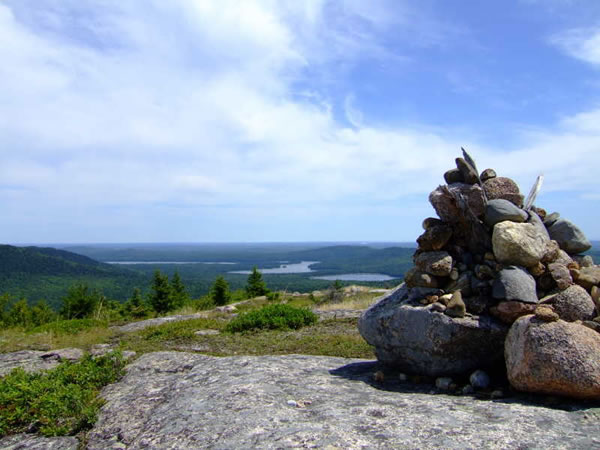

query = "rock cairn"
[[359, 150, 600, 400]]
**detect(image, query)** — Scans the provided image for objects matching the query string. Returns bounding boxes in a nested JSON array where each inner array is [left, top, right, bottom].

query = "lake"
[[107, 261, 237, 265], [311, 273, 398, 282], [229, 261, 318, 274]]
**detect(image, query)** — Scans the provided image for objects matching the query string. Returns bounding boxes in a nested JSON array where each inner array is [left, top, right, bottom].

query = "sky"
[[2, 0, 600, 244]]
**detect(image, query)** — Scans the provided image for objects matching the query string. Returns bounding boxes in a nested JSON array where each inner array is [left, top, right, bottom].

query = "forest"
[[0, 243, 414, 309]]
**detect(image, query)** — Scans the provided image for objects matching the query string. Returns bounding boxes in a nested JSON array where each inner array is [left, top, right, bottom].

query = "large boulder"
[[429, 183, 486, 223], [492, 222, 547, 267], [492, 266, 538, 304], [505, 316, 600, 400], [483, 176, 524, 207], [547, 218, 592, 254], [547, 285, 595, 322], [358, 285, 508, 376]]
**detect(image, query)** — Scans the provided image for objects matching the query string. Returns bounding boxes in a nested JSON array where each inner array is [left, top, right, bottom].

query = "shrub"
[[60, 283, 102, 319], [0, 351, 126, 437], [225, 304, 317, 333]]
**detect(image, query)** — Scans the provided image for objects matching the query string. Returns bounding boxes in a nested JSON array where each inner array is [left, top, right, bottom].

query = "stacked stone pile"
[[359, 150, 600, 400]]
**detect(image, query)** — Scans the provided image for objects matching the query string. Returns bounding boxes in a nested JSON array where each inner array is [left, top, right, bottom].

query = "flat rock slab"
[[87, 352, 600, 449], [111, 312, 210, 333], [0, 433, 79, 449], [0, 348, 83, 377]]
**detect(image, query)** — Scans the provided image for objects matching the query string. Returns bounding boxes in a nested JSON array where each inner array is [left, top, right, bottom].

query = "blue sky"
[[1, 0, 600, 243]]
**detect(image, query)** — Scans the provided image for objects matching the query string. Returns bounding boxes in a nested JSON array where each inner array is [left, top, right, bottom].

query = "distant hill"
[[0, 245, 147, 309]]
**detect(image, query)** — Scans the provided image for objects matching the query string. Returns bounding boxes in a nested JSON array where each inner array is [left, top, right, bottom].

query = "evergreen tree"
[[60, 283, 101, 319], [149, 270, 173, 314], [211, 276, 231, 306], [30, 299, 56, 327], [7, 299, 32, 328], [171, 271, 189, 308], [245, 266, 269, 298], [125, 287, 148, 319]]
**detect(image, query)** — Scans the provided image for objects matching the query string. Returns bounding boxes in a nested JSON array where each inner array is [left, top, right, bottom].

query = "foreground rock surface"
[[0, 434, 78, 449], [358, 286, 508, 376], [505, 315, 600, 400], [86, 352, 600, 449]]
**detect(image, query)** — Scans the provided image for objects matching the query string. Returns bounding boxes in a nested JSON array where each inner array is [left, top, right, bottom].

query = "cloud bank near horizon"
[[1, 0, 600, 243]]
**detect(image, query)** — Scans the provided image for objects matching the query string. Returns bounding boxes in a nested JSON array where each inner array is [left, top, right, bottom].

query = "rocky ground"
[[1, 352, 599, 449]]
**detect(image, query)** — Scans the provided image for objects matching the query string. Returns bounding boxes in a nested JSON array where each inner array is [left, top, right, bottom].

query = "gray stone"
[[541, 240, 561, 264], [505, 316, 600, 400], [414, 251, 453, 277], [416, 224, 453, 251], [0, 348, 83, 377], [575, 266, 600, 291], [484, 199, 527, 227], [429, 183, 486, 222], [85, 351, 600, 449], [547, 262, 573, 291], [455, 157, 479, 184], [548, 285, 595, 322], [358, 285, 508, 376], [469, 369, 491, 389], [111, 312, 210, 333], [489, 301, 537, 324], [480, 168, 496, 182], [443, 168, 464, 184], [445, 290, 466, 318], [526, 211, 551, 241], [492, 266, 538, 304], [483, 176, 524, 207], [0, 434, 79, 449], [543, 212, 560, 227], [573, 255, 594, 268], [445, 272, 473, 297], [547, 218, 592, 254], [435, 377, 454, 390], [492, 221, 547, 267], [404, 268, 439, 288], [422, 217, 444, 230]]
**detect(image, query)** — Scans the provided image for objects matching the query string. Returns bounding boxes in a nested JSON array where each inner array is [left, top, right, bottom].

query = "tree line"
[[0, 267, 271, 329]]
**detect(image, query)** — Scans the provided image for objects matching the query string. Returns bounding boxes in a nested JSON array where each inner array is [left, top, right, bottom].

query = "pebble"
[[398, 373, 408, 382], [435, 377, 454, 390], [462, 385, 475, 395], [469, 370, 491, 389], [287, 400, 297, 407], [374, 371, 385, 382], [490, 390, 504, 399]]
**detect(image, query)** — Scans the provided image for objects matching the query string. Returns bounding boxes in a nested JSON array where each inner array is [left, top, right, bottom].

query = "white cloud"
[[550, 27, 600, 66], [0, 1, 599, 241]]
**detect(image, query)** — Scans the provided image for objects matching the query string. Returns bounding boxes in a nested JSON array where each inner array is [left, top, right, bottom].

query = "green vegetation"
[[245, 266, 269, 298], [0, 352, 125, 437], [0, 243, 411, 308], [211, 276, 231, 306], [225, 304, 317, 333]]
